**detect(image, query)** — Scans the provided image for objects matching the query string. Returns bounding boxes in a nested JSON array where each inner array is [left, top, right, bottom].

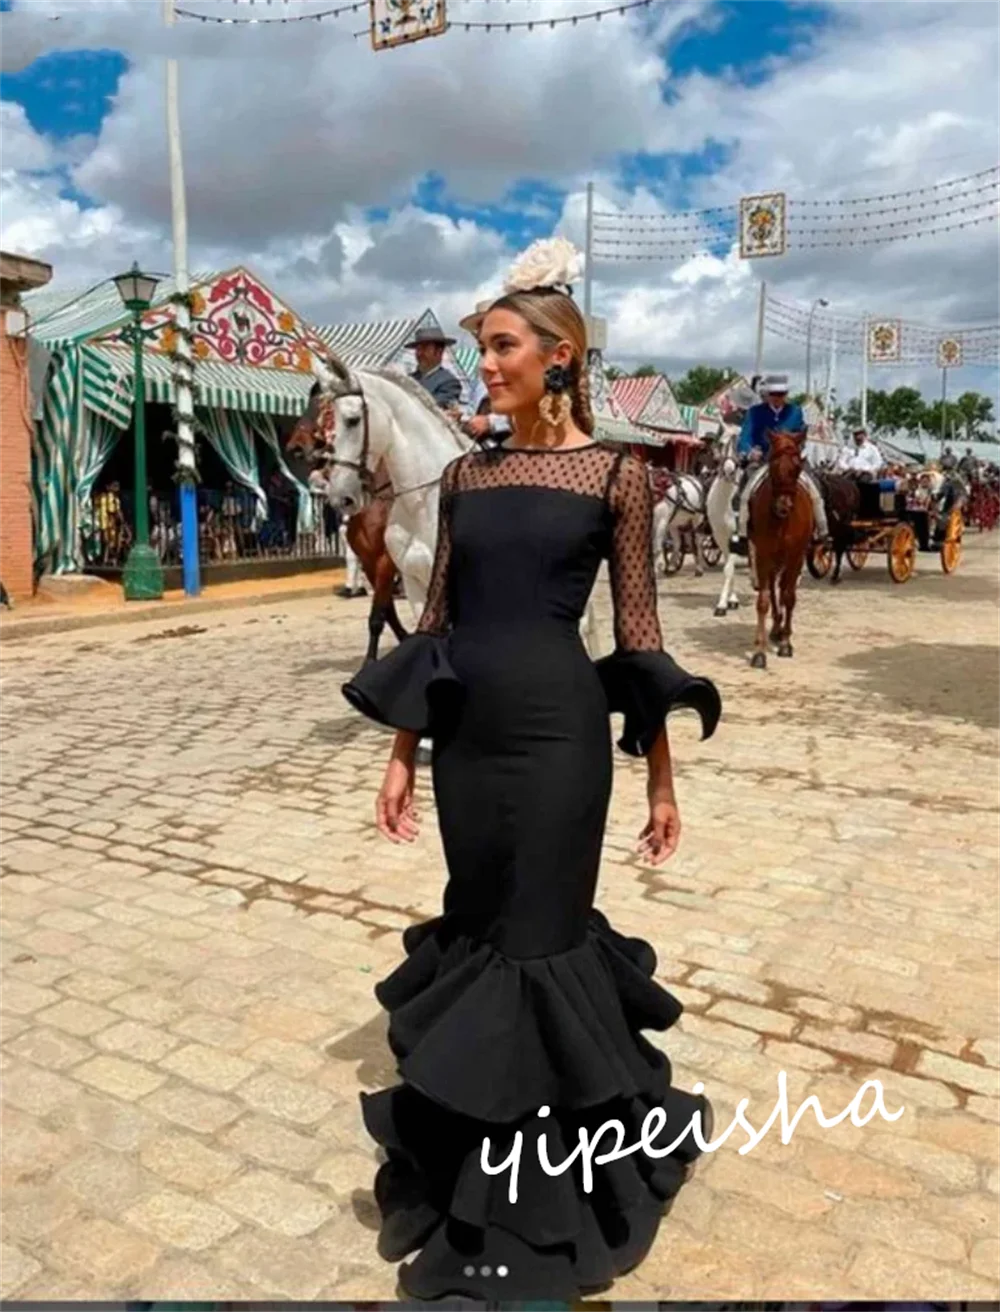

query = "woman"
[[341, 239, 721, 1301]]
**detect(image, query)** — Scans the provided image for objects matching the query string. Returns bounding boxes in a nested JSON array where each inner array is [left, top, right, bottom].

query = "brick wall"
[[0, 311, 35, 600]]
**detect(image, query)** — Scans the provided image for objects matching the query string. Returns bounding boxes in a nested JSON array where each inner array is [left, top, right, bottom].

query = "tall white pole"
[[940, 367, 948, 457], [583, 181, 595, 321], [163, 0, 199, 593], [753, 280, 767, 380], [824, 331, 837, 420], [860, 313, 869, 430]]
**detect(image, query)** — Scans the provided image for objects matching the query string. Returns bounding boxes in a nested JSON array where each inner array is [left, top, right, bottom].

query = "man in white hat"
[[731, 373, 828, 553], [405, 325, 463, 411]]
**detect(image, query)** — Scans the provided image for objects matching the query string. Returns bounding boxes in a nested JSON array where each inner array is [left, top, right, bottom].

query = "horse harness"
[[318, 381, 445, 505]]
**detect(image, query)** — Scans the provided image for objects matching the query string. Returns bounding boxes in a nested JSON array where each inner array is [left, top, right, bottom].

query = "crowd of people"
[[85, 470, 340, 570]]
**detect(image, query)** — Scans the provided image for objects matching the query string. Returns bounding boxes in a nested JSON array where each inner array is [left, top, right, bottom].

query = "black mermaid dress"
[[342, 441, 721, 1301]]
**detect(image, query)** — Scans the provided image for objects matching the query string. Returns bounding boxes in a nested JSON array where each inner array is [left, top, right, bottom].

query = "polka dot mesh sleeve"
[[608, 453, 664, 652], [415, 457, 460, 636]]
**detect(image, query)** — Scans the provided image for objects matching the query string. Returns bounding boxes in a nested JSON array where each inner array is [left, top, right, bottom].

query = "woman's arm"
[[608, 455, 682, 864]]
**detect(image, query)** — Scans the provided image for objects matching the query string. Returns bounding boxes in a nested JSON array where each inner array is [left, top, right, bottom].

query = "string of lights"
[[591, 206, 997, 260], [763, 317, 999, 363], [440, 0, 654, 30], [177, 0, 657, 27], [788, 165, 999, 207], [762, 294, 1000, 362], [175, 0, 364, 22], [591, 227, 733, 250], [590, 165, 999, 230], [791, 210, 998, 250], [593, 190, 996, 247], [592, 202, 733, 224], [767, 292, 1000, 339], [783, 177, 999, 223]]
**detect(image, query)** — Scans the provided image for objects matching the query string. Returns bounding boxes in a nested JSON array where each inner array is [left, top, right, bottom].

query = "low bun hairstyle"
[[486, 288, 595, 437]]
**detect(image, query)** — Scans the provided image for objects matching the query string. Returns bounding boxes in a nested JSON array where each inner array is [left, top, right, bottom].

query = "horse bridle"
[[318, 382, 379, 498], [316, 361, 446, 505]]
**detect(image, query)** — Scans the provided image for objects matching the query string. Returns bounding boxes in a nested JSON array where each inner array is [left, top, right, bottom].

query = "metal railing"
[[82, 489, 342, 569]]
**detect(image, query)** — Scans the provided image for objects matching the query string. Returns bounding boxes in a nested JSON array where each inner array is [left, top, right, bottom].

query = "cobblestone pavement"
[[2, 540, 997, 1303]]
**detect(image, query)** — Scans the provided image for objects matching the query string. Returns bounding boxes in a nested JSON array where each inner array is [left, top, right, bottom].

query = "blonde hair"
[[484, 288, 594, 436]]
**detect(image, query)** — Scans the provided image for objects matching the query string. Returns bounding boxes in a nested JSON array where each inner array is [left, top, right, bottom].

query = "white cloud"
[[0, 100, 53, 171], [1, 0, 996, 407]]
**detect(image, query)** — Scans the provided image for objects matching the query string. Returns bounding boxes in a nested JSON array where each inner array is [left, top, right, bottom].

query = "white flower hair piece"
[[503, 237, 585, 296]]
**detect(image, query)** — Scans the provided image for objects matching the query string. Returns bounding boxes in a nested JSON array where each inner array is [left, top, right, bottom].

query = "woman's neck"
[[506, 407, 591, 450]]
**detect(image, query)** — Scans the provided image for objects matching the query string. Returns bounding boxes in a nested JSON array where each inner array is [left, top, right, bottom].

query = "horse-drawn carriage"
[[807, 475, 964, 584]]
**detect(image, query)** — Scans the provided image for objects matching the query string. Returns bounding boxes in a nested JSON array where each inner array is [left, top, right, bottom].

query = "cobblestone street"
[[2, 540, 997, 1302]]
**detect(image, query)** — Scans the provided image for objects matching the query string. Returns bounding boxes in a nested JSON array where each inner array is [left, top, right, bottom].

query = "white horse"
[[316, 353, 602, 656], [651, 473, 708, 577], [704, 436, 744, 617]]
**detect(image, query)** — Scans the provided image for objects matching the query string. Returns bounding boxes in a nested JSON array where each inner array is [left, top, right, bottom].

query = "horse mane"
[[363, 368, 471, 455]]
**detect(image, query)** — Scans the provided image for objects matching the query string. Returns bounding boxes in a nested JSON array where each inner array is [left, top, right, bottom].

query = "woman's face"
[[478, 308, 571, 416]]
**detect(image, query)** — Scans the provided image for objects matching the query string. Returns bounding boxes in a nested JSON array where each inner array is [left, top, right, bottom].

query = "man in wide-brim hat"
[[406, 324, 463, 412], [731, 372, 829, 554]]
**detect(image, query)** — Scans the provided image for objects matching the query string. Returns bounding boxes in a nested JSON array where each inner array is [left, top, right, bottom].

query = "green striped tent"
[[27, 268, 319, 573]]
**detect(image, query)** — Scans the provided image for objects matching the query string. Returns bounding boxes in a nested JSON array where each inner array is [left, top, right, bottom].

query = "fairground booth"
[[27, 267, 330, 585]]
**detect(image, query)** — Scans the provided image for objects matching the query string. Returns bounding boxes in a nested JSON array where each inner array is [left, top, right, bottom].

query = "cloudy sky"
[[2, 0, 998, 406]]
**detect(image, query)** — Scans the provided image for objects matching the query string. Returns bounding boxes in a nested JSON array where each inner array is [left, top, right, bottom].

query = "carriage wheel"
[[887, 522, 917, 583], [662, 539, 684, 576], [847, 545, 869, 571], [806, 540, 832, 579], [940, 508, 963, 574], [700, 533, 723, 569]]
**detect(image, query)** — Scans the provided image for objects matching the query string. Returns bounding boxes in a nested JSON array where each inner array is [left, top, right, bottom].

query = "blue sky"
[[0, 0, 834, 238], [2, 0, 995, 398]]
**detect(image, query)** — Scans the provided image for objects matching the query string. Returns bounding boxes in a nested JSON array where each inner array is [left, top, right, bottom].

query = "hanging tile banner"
[[738, 192, 787, 258], [868, 319, 902, 364], [370, 0, 447, 50], [937, 337, 963, 369]]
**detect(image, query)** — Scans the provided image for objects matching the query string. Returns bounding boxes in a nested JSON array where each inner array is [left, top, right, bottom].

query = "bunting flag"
[[937, 337, 963, 369], [867, 319, 902, 364], [738, 192, 787, 258], [369, 0, 447, 48]]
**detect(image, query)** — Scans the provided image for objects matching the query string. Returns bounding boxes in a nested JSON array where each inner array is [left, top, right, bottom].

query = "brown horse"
[[816, 471, 862, 584], [287, 386, 409, 664], [748, 430, 814, 668]]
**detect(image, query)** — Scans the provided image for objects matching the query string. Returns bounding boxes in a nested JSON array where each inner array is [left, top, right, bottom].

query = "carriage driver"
[[730, 374, 829, 556]]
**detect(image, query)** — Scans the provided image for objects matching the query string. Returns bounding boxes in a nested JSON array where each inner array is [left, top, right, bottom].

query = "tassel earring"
[[540, 364, 573, 428]]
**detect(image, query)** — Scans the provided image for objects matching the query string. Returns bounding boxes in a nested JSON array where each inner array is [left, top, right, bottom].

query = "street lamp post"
[[114, 263, 164, 601], [805, 297, 829, 400]]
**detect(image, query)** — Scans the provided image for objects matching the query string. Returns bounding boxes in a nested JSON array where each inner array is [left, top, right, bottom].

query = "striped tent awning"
[[594, 416, 669, 447], [453, 344, 480, 381], [314, 317, 418, 365], [26, 271, 219, 350], [88, 346, 314, 417], [314, 310, 475, 392]]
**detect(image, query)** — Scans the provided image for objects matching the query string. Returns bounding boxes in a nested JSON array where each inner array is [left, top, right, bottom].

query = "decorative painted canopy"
[[95, 267, 323, 373]]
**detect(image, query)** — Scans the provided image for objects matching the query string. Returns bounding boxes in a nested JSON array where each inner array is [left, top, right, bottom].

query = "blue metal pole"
[[180, 482, 200, 594]]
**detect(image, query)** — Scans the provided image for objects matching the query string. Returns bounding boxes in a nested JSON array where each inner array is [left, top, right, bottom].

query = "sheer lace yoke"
[[417, 443, 662, 653]]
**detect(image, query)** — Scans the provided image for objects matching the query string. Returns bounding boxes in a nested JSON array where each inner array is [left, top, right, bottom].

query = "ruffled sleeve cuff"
[[595, 648, 722, 757], [341, 633, 463, 736]]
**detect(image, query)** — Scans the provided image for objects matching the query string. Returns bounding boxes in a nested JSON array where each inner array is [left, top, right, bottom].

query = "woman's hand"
[[637, 790, 681, 866], [376, 739, 420, 843]]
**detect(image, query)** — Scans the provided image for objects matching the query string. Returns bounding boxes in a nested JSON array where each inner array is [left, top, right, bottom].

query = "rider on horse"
[[729, 374, 829, 557]]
